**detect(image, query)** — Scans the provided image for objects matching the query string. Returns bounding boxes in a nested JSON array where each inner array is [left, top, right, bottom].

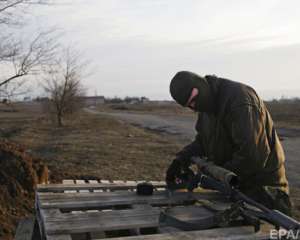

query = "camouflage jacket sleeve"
[[223, 105, 271, 178]]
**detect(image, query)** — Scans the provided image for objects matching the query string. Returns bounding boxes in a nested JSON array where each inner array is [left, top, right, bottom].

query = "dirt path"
[[86, 108, 300, 188], [85, 108, 197, 143]]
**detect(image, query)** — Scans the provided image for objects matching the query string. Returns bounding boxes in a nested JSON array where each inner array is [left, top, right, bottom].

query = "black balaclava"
[[169, 71, 214, 112]]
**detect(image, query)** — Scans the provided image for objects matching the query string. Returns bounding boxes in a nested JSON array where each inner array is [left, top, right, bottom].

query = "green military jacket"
[[178, 76, 289, 194]]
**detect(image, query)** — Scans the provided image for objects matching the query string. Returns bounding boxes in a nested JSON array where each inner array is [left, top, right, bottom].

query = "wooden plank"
[[91, 226, 270, 240], [126, 181, 137, 192], [87, 180, 99, 184], [39, 209, 63, 239], [38, 190, 137, 200], [75, 180, 89, 193], [62, 180, 76, 193], [46, 234, 72, 240], [35, 193, 48, 240], [15, 217, 35, 240], [70, 233, 89, 240], [45, 208, 161, 235], [37, 190, 220, 202], [157, 227, 181, 234], [40, 209, 62, 220], [37, 181, 166, 192], [130, 204, 153, 235], [100, 179, 111, 184], [86, 180, 106, 238], [38, 191, 223, 210], [132, 204, 153, 210], [89, 231, 106, 239], [62, 180, 75, 184], [43, 205, 217, 235], [86, 181, 102, 212], [150, 181, 165, 185], [100, 179, 111, 192], [35, 180, 272, 240], [88, 180, 103, 193], [113, 180, 126, 184], [126, 181, 137, 184], [74, 180, 93, 213]]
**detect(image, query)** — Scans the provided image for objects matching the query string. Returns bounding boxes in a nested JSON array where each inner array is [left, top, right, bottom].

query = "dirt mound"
[[0, 140, 48, 240]]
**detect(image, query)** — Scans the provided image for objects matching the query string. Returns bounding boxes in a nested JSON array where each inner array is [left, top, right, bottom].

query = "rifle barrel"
[[198, 173, 300, 231], [192, 157, 239, 187]]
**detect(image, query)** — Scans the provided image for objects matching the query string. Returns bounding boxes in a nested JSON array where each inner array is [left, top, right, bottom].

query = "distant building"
[[124, 97, 140, 104], [141, 97, 150, 103], [105, 96, 151, 105], [83, 96, 105, 106], [1, 98, 9, 104], [128, 98, 140, 104], [35, 97, 50, 102], [23, 96, 31, 102]]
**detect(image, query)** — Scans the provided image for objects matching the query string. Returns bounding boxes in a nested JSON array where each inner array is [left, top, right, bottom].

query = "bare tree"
[[0, 78, 27, 100], [0, 0, 48, 26], [43, 48, 86, 126], [0, 30, 58, 87], [0, 0, 57, 100]]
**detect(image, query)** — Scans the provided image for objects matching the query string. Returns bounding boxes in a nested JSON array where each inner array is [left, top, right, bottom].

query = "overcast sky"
[[25, 0, 300, 100]]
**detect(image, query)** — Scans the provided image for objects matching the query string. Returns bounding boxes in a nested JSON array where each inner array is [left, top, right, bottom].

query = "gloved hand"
[[166, 157, 192, 187], [166, 157, 197, 191], [165, 157, 182, 185]]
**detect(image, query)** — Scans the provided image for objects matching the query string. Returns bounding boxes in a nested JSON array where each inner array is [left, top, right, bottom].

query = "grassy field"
[[0, 102, 183, 183], [266, 99, 300, 128], [1, 100, 300, 185]]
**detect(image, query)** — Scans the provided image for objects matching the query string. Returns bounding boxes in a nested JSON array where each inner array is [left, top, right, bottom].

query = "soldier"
[[166, 71, 292, 215]]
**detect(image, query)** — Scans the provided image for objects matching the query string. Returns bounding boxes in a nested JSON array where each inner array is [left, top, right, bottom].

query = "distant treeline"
[[265, 98, 300, 125], [104, 96, 150, 104], [266, 97, 300, 104], [32, 96, 150, 103]]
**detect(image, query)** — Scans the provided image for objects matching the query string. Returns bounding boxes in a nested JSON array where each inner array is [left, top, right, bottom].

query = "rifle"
[[162, 157, 300, 232]]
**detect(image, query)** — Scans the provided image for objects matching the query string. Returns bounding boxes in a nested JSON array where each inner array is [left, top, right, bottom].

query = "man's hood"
[[170, 71, 215, 113]]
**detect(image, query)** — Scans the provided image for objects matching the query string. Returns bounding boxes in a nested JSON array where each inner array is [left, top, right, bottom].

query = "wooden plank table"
[[15, 217, 36, 240], [35, 180, 272, 240]]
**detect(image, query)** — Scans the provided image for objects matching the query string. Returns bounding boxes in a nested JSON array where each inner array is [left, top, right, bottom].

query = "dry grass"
[[97, 102, 194, 116], [266, 99, 300, 128], [1, 100, 300, 183], [0, 103, 182, 183]]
